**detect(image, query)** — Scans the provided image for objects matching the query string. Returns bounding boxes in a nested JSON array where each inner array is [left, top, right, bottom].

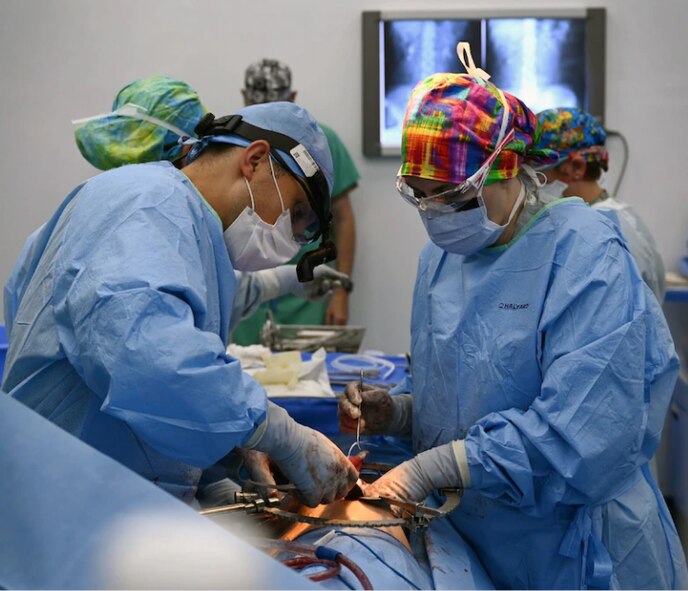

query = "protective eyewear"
[[289, 197, 320, 245], [194, 113, 331, 245], [397, 127, 515, 215], [396, 175, 483, 215], [194, 113, 337, 281]]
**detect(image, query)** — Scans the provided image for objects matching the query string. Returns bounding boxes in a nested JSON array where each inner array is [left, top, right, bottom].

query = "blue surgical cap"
[[186, 102, 334, 195]]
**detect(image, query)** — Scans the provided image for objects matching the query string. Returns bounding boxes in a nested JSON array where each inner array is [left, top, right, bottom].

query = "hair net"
[[400, 73, 558, 185], [535, 107, 608, 171], [74, 76, 206, 170]]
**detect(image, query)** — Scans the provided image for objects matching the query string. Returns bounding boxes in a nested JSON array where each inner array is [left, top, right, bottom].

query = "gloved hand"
[[240, 449, 275, 487], [255, 264, 351, 302], [247, 402, 358, 507], [362, 441, 465, 504], [196, 478, 242, 509], [338, 383, 413, 436]]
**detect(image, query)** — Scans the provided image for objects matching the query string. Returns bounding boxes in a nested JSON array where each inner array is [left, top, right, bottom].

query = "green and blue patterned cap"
[[74, 76, 206, 170]]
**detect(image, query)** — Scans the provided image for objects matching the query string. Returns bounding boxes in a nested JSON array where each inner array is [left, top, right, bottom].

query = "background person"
[[535, 107, 666, 301], [232, 58, 359, 343]]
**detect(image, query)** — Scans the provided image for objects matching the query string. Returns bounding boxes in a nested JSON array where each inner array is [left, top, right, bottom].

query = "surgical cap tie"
[[73, 103, 196, 142], [457, 42, 491, 81]]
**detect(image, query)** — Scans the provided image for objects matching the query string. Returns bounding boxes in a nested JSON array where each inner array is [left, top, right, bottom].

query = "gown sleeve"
[[463, 233, 678, 513]]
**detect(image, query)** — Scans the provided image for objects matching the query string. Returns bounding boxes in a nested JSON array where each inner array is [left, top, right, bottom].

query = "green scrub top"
[[231, 123, 360, 345]]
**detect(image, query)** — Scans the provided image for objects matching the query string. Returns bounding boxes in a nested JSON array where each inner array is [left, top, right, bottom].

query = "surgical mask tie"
[[540, 179, 569, 200], [222, 158, 300, 271]]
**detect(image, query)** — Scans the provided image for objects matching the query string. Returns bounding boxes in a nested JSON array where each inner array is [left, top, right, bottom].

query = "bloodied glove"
[[338, 383, 412, 436], [247, 402, 358, 507], [363, 441, 465, 504]]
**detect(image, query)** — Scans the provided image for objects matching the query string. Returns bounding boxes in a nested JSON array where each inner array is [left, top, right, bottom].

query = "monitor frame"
[[362, 8, 606, 157]]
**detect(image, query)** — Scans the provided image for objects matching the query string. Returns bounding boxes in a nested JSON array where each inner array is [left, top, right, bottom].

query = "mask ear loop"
[[244, 178, 256, 211], [268, 156, 287, 213]]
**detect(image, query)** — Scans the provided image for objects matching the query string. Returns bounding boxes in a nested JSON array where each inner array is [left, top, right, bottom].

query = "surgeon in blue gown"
[[2, 101, 358, 508], [67, 74, 350, 343], [339, 55, 688, 588]]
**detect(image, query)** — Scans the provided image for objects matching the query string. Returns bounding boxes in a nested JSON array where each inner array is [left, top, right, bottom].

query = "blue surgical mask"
[[420, 182, 526, 255]]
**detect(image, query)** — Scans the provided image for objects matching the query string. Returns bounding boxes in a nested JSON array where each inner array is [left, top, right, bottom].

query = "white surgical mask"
[[540, 179, 569, 200], [420, 182, 526, 255], [223, 158, 300, 271]]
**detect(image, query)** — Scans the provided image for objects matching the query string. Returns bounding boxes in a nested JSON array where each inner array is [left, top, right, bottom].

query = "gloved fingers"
[[324, 461, 358, 504], [338, 397, 361, 422], [342, 463, 359, 496], [298, 489, 321, 508], [287, 431, 358, 507], [338, 411, 360, 434], [313, 266, 350, 282], [361, 387, 393, 404], [342, 383, 363, 410], [241, 449, 275, 486], [196, 478, 242, 509]]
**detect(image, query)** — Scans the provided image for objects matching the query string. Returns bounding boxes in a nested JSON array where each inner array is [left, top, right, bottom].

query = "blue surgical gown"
[[592, 193, 666, 302], [2, 161, 267, 502], [404, 197, 687, 589]]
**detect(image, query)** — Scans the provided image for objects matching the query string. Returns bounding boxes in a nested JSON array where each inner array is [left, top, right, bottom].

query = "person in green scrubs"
[[233, 58, 360, 344]]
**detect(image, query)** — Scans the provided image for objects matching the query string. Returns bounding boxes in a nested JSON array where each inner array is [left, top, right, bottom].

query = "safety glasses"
[[397, 127, 515, 215], [289, 198, 320, 245], [194, 113, 332, 245], [396, 174, 483, 215]]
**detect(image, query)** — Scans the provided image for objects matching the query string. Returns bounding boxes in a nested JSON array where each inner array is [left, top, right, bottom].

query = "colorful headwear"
[[400, 73, 558, 185], [74, 76, 206, 170], [535, 107, 608, 170], [244, 59, 293, 104]]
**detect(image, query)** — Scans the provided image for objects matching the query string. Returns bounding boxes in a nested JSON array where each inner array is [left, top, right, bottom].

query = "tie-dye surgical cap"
[[74, 76, 206, 170], [400, 73, 558, 185], [535, 107, 608, 170]]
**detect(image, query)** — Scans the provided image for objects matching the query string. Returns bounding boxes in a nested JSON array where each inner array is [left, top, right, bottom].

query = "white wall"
[[1, 0, 687, 354]]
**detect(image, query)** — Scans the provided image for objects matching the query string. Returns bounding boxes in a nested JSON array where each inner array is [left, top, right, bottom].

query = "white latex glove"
[[255, 264, 351, 302], [338, 383, 412, 436], [240, 449, 275, 487], [247, 403, 357, 507], [363, 441, 466, 504], [195, 478, 242, 508]]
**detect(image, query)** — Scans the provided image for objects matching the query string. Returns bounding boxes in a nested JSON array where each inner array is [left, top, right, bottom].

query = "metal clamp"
[[375, 488, 463, 530], [198, 493, 281, 516], [199, 487, 463, 531]]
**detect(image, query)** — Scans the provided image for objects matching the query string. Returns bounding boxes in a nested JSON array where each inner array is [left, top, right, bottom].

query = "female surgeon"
[[338, 46, 688, 589]]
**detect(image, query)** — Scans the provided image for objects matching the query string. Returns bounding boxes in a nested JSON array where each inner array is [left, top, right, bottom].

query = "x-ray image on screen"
[[486, 18, 586, 114], [381, 19, 481, 148]]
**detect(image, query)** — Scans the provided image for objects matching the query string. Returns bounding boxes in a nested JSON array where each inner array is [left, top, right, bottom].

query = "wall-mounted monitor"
[[362, 8, 606, 156]]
